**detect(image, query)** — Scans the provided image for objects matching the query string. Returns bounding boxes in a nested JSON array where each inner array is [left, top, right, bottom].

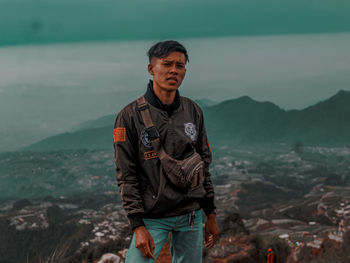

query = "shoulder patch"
[[114, 127, 126, 143]]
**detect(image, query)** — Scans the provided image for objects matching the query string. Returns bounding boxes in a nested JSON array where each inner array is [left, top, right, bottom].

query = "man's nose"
[[169, 64, 179, 74]]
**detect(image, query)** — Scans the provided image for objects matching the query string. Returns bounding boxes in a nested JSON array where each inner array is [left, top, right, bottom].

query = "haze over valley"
[[1, 33, 350, 152]]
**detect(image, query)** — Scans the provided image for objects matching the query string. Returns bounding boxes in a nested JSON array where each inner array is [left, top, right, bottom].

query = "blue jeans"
[[125, 209, 203, 263]]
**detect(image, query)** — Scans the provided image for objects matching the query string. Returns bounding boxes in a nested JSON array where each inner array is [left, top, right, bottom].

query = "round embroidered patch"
[[141, 128, 152, 148], [184, 122, 197, 141]]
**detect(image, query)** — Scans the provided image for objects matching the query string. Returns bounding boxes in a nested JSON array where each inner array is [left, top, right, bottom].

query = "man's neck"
[[153, 84, 176, 105]]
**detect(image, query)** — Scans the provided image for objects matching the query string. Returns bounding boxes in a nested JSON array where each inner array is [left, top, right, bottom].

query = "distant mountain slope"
[[70, 114, 116, 132], [195, 98, 218, 108], [69, 99, 218, 132], [282, 90, 350, 144], [25, 90, 350, 151], [27, 127, 113, 151], [204, 96, 287, 144]]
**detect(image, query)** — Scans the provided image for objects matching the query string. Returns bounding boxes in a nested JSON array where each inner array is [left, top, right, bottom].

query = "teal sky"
[[1, 0, 350, 151], [0, 0, 350, 46]]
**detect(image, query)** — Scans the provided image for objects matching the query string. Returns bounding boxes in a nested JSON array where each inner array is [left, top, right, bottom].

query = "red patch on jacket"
[[144, 150, 157, 160], [206, 138, 211, 152], [114, 128, 126, 143]]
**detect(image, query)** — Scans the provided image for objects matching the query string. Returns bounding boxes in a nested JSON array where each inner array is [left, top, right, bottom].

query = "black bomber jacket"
[[113, 80, 216, 230]]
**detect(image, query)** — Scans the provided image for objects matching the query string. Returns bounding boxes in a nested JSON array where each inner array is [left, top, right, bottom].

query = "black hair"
[[147, 40, 189, 63]]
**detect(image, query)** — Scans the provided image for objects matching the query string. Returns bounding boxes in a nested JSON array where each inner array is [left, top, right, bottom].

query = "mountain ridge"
[[24, 89, 350, 151]]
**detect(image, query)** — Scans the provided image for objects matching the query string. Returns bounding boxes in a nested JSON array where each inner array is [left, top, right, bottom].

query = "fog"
[[1, 33, 350, 151]]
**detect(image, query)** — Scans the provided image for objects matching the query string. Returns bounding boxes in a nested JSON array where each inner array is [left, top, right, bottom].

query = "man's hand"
[[204, 214, 219, 249], [133, 226, 155, 259]]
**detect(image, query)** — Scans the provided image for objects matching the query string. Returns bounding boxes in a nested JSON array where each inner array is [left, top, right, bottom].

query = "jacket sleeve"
[[113, 110, 145, 230], [195, 107, 216, 216]]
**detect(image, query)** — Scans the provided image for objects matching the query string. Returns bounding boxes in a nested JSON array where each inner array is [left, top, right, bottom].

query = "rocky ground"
[[0, 192, 130, 263], [1, 144, 350, 262]]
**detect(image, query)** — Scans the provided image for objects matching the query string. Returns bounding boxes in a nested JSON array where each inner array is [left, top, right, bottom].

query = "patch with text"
[[144, 150, 157, 160]]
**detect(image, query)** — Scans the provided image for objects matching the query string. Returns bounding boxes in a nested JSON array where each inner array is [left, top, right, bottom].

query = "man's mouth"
[[167, 77, 177, 82]]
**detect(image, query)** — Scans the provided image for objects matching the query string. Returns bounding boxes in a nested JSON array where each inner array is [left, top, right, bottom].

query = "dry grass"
[[26, 239, 72, 263]]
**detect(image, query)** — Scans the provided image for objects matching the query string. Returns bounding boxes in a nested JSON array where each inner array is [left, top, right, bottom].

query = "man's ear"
[[148, 63, 154, 75]]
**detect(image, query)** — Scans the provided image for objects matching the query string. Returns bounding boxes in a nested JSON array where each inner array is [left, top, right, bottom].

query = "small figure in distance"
[[266, 247, 276, 263]]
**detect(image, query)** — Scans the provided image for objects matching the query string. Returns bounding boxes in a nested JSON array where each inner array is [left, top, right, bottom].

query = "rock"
[[95, 232, 105, 237], [205, 235, 256, 263], [220, 212, 250, 237], [97, 253, 121, 263]]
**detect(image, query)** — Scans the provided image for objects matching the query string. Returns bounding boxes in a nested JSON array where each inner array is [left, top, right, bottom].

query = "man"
[[266, 248, 276, 263], [113, 40, 218, 262]]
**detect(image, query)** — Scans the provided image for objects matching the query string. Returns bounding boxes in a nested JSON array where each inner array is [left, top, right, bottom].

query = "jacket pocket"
[[142, 186, 158, 212], [187, 159, 206, 198], [150, 182, 187, 215], [188, 184, 206, 199]]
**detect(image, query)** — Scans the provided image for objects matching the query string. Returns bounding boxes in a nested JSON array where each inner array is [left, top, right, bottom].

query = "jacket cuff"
[[128, 213, 145, 231], [202, 197, 216, 216]]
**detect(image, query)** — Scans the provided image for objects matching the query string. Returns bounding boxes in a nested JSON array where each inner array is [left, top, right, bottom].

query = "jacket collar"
[[144, 80, 181, 115]]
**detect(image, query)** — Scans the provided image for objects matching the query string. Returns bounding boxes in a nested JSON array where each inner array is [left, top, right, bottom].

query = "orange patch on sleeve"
[[114, 128, 126, 143], [206, 138, 211, 152]]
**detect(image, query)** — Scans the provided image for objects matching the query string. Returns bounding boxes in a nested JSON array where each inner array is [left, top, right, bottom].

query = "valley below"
[[1, 143, 350, 262]]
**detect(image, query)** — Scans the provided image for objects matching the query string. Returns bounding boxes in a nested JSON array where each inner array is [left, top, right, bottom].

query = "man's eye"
[[163, 63, 171, 66]]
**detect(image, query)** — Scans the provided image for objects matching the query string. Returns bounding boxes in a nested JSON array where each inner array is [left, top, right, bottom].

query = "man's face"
[[148, 51, 187, 92]]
